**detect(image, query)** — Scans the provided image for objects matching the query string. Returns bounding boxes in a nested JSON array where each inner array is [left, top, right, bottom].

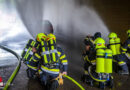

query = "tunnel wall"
[[88, 0, 130, 41]]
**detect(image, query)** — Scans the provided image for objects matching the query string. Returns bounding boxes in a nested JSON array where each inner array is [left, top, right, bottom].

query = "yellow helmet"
[[36, 33, 46, 42], [46, 33, 56, 41], [108, 32, 117, 39], [95, 38, 105, 49], [127, 29, 130, 37]]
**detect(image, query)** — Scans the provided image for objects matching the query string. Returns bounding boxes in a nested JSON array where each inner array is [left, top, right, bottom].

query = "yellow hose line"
[[0, 45, 21, 90], [63, 75, 85, 90], [88, 66, 107, 82], [89, 72, 106, 82]]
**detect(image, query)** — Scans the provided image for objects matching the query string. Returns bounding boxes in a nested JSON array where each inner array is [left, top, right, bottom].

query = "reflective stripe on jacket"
[[41, 47, 68, 74]]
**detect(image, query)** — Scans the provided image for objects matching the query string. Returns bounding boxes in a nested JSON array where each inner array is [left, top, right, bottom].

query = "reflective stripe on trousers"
[[27, 64, 37, 71], [41, 65, 59, 74], [118, 61, 126, 66]]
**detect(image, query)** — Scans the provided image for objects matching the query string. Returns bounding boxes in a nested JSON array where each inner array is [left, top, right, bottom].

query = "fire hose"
[[63, 75, 85, 90], [0, 45, 21, 90]]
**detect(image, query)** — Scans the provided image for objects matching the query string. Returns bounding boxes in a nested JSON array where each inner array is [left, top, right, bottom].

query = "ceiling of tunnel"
[[84, 0, 130, 41]]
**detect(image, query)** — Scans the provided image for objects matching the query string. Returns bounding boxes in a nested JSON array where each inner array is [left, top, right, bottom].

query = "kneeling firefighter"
[[21, 33, 46, 78], [39, 33, 68, 90], [94, 38, 113, 88], [108, 32, 129, 74], [83, 32, 101, 77]]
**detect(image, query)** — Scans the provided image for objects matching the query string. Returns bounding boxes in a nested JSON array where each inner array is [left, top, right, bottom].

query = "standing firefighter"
[[21, 33, 46, 78], [39, 33, 68, 90], [108, 32, 129, 75]]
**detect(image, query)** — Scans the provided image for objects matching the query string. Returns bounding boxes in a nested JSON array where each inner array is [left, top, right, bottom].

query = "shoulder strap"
[[41, 40, 50, 65], [48, 39, 59, 63]]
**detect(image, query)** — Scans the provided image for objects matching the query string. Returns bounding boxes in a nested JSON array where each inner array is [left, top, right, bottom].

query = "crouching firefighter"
[[39, 33, 68, 90], [82, 32, 101, 77], [108, 32, 129, 75], [94, 38, 113, 88], [21, 33, 46, 78]]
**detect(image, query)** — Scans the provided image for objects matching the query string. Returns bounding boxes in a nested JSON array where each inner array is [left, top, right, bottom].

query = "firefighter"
[[39, 33, 68, 90], [121, 29, 130, 70], [82, 32, 101, 78], [21, 33, 46, 78], [108, 32, 129, 75], [121, 29, 130, 57]]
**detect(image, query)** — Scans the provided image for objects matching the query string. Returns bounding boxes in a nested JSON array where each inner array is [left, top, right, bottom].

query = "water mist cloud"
[[43, 0, 109, 42], [15, 0, 109, 42]]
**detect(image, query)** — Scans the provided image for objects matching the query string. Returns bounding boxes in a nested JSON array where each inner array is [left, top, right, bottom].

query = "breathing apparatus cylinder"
[[115, 38, 121, 55], [96, 49, 105, 73], [104, 49, 113, 74], [105, 49, 113, 81], [109, 38, 117, 55]]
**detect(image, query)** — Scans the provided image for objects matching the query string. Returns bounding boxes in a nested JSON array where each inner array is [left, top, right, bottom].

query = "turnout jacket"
[[121, 37, 130, 54], [40, 46, 68, 74]]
